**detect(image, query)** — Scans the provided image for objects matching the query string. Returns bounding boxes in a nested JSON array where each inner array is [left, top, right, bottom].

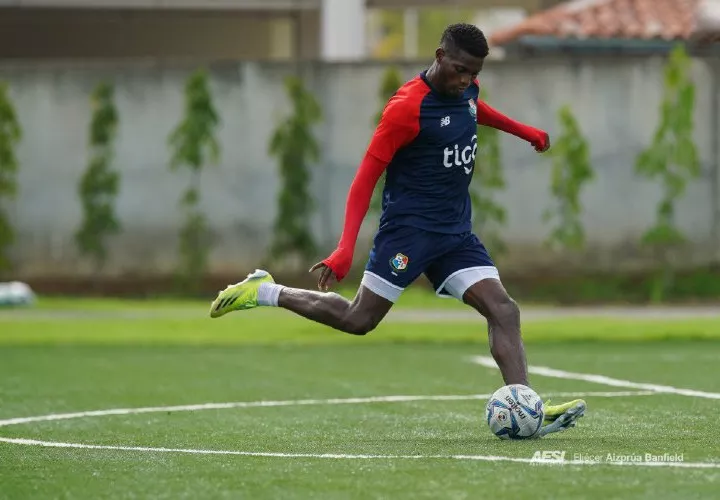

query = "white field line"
[[0, 391, 653, 428], [1, 361, 716, 469], [0, 436, 718, 469], [470, 356, 720, 400]]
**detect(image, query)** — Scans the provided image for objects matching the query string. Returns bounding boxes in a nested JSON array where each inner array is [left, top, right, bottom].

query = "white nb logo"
[[440, 116, 451, 127], [443, 134, 477, 174]]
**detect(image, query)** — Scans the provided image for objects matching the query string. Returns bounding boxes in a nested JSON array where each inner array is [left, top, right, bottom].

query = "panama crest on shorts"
[[389, 253, 409, 272]]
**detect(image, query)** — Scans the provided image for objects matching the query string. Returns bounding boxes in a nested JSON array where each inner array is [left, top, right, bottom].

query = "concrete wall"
[[0, 56, 718, 278], [0, 9, 311, 60]]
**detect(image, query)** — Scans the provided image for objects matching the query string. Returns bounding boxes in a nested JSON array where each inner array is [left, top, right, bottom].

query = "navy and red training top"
[[323, 71, 547, 280], [369, 70, 481, 235]]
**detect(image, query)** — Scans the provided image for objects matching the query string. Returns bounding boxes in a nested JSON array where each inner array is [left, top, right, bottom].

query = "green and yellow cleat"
[[543, 399, 586, 424], [209, 269, 275, 318], [537, 398, 586, 437]]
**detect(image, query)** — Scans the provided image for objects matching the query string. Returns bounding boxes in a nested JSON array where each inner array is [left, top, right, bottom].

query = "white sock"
[[257, 283, 285, 307]]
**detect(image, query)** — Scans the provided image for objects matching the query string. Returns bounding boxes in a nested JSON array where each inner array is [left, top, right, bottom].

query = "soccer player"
[[211, 23, 585, 437]]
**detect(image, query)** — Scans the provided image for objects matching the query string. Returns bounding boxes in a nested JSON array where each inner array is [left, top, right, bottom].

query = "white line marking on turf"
[[0, 391, 652, 428], [1, 390, 716, 469], [0, 437, 718, 469], [471, 356, 720, 400]]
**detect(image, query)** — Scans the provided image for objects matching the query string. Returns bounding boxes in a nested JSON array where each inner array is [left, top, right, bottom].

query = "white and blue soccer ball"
[[0, 281, 36, 307], [486, 384, 544, 440]]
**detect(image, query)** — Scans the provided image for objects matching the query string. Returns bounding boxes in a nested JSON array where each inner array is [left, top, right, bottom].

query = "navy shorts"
[[362, 225, 500, 302]]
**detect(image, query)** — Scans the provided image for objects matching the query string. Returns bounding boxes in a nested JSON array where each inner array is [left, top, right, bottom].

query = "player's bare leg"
[[461, 277, 586, 433], [462, 279, 528, 386], [278, 285, 393, 335], [209, 268, 393, 335]]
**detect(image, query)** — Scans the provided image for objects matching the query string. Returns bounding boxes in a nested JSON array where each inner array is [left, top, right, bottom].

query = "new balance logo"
[[440, 116, 451, 127]]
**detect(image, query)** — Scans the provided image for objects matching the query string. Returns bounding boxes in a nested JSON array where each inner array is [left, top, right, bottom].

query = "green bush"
[[472, 88, 507, 257], [635, 45, 701, 303], [544, 105, 593, 251], [76, 82, 121, 270], [0, 82, 22, 274], [168, 69, 220, 290], [268, 76, 322, 268]]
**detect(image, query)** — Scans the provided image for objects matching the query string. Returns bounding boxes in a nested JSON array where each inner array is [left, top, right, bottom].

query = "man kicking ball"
[[210, 23, 585, 437]]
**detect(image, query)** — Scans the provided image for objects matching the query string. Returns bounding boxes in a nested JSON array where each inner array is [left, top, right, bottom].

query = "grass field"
[[1, 296, 719, 499]]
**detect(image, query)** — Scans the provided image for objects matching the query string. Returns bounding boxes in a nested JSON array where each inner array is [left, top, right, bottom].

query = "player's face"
[[435, 48, 485, 98]]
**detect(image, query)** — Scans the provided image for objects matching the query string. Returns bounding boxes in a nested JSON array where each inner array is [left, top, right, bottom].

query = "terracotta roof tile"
[[490, 0, 720, 46]]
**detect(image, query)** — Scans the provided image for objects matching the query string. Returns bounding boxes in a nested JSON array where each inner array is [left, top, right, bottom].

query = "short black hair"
[[440, 23, 489, 58]]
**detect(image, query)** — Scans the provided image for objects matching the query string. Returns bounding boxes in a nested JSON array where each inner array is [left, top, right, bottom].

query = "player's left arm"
[[313, 96, 420, 288], [476, 99, 550, 153]]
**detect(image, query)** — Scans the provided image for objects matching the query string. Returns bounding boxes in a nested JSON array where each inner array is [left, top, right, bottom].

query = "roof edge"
[[499, 35, 720, 56]]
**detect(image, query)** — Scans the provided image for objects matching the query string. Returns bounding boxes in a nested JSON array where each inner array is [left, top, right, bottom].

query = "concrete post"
[[321, 0, 366, 61], [404, 8, 419, 59]]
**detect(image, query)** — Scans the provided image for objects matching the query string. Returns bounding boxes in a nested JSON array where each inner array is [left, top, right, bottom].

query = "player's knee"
[[343, 312, 379, 336], [487, 294, 520, 327]]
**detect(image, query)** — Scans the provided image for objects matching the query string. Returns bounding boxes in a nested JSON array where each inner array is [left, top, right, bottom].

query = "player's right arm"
[[310, 97, 420, 289], [476, 99, 550, 153]]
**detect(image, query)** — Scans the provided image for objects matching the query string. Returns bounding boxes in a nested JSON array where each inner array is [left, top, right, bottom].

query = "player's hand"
[[309, 261, 338, 292], [311, 248, 352, 291], [531, 130, 550, 153]]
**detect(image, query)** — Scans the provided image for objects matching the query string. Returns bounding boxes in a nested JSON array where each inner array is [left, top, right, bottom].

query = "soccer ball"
[[0, 281, 35, 307], [486, 384, 544, 440]]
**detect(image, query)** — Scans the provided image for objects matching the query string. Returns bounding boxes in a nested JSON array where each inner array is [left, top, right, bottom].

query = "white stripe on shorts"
[[436, 266, 500, 301], [361, 271, 404, 303]]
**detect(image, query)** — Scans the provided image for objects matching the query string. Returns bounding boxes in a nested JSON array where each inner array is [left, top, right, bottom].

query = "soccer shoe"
[[537, 400, 586, 438], [209, 269, 274, 318], [543, 399, 586, 424]]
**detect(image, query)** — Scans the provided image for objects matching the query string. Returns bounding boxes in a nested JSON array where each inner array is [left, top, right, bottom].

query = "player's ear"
[[435, 47, 445, 63]]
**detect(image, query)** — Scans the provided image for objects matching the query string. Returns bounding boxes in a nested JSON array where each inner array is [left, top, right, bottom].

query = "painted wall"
[[0, 56, 717, 277]]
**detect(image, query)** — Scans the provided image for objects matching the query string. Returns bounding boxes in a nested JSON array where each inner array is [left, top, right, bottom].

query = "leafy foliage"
[[543, 105, 593, 251], [268, 76, 322, 266], [471, 89, 507, 256], [370, 66, 404, 215], [0, 82, 22, 273], [76, 82, 121, 269], [371, 9, 476, 59], [373, 67, 404, 125], [635, 44, 701, 302], [168, 69, 220, 289]]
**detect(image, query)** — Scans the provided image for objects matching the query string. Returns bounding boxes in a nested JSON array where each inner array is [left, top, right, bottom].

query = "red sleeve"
[[476, 100, 547, 148], [322, 97, 420, 281], [367, 97, 421, 162]]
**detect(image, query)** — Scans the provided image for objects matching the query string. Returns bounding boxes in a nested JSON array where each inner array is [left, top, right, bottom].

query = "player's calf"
[[463, 280, 528, 386], [276, 285, 392, 336]]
